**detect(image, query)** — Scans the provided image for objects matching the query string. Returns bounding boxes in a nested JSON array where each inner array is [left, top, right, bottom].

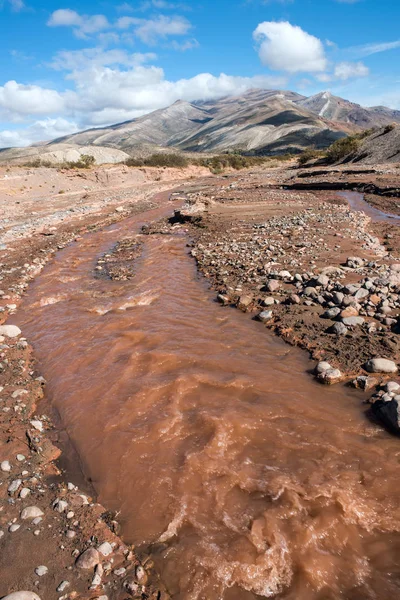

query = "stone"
[[346, 256, 364, 268], [21, 506, 44, 520], [56, 581, 69, 593], [19, 488, 30, 499], [30, 420, 43, 432], [331, 322, 348, 336], [16, 454, 25, 462], [372, 396, 400, 433], [53, 499, 68, 513], [288, 294, 301, 305], [76, 548, 100, 570], [0, 325, 21, 338], [322, 307, 341, 319], [315, 361, 332, 375], [1, 460, 11, 472], [9, 524, 20, 532], [316, 274, 329, 287], [364, 358, 398, 374], [237, 295, 253, 311], [318, 368, 343, 384], [35, 566, 48, 577], [342, 316, 365, 326], [98, 542, 113, 557], [8, 479, 22, 494], [217, 294, 229, 306], [340, 306, 359, 319], [385, 381, 400, 393], [303, 286, 317, 298], [332, 291, 344, 305], [266, 280, 280, 292], [1, 593, 41, 600], [135, 565, 148, 584], [355, 288, 369, 301], [369, 294, 381, 305], [257, 310, 273, 324], [352, 376, 378, 391], [262, 297, 275, 307]]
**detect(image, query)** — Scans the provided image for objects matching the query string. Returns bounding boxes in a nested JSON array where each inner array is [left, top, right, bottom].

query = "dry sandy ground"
[[1, 161, 400, 599]]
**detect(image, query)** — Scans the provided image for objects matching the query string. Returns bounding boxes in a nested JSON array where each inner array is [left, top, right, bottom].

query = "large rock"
[[21, 506, 44, 520], [75, 548, 100, 570], [342, 316, 365, 326], [364, 358, 398, 374], [0, 325, 21, 338], [257, 310, 273, 324], [2, 594, 41, 600], [371, 397, 400, 434]]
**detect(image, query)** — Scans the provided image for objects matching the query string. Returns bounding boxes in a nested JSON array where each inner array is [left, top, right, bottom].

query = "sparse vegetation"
[[298, 148, 326, 166], [125, 151, 294, 174], [325, 135, 362, 163], [125, 153, 189, 168], [384, 123, 396, 134], [22, 154, 96, 169]]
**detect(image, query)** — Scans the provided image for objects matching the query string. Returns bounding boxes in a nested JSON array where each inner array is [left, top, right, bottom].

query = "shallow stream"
[[14, 191, 400, 599]]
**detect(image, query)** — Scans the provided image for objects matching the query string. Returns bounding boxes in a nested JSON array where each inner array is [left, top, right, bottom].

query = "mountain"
[[41, 89, 349, 157], [296, 91, 400, 129], [2, 89, 400, 162]]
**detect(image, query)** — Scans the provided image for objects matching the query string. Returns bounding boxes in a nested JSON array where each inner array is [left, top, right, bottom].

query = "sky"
[[0, 0, 399, 148]]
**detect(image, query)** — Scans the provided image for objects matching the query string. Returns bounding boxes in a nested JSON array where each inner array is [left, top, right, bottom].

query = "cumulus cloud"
[[47, 9, 110, 39], [253, 21, 327, 73], [0, 65, 286, 145], [0, 117, 79, 148], [333, 61, 369, 80], [0, 81, 64, 119]]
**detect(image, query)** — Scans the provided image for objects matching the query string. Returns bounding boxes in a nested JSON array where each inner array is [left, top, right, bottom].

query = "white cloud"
[[0, 65, 287, 146], [0, 81, 64, 119], [0, 117, 79, 147], [9, 0, 25, 11], [49, 47, 157, 71], [47, 9, 110, 39], [333, 61, 369, 80], [253, 21, 327, 73], [116, 15, 192, 44], [349, 40, 400, 58]]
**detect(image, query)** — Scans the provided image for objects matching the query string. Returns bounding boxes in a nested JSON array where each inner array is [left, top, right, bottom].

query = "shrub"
[[298, 149, 325, 167], [326, 136, 361, 163], [125, 153, 188, 168], [384, 123, 396, 134]]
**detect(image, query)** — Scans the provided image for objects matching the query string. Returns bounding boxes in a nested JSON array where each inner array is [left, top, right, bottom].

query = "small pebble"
[[35, 566, 48, 577]]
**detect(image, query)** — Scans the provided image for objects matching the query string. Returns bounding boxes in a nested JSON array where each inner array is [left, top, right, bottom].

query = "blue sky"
[[0, 0, 399, 147]]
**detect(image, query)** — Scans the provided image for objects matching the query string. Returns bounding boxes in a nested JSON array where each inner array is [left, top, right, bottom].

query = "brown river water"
[[14, 192, 400, 599]]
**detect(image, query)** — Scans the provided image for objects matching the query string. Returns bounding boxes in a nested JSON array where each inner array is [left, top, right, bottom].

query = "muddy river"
[[14, 192, 400, 599]]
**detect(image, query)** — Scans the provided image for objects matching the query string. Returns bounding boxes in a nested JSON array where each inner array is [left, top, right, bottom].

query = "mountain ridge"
[[1, 89, 400, 163]]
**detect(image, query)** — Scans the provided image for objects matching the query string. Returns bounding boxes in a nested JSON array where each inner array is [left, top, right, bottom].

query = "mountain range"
[[1, 89, 400, 163]]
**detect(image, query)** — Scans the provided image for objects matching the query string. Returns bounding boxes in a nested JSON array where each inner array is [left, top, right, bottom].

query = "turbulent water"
[[15, 193, 400, 599]]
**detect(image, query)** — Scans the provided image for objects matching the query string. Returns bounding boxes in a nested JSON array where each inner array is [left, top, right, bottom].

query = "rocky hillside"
[[343, 125, 400, 164], [2, 89, 400, 162], [297, 91, 400, 129]]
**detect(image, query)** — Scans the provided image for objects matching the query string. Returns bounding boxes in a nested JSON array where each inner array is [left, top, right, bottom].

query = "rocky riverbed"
[[2, 161, 400, 598]]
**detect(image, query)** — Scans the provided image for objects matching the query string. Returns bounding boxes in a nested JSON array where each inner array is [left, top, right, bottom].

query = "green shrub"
[[125, 153, 188, 168], [326, 136, 361, 163], [298, 149, 325, 166]]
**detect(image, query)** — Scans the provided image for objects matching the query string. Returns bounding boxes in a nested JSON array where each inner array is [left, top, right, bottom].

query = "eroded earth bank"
[[2, 163, 400, 600]]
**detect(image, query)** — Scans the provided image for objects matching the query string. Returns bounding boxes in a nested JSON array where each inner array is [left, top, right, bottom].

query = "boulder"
[[257, 310, 273, 324], [318, 368, 343, 385], [330, 322, 348, 336], [364, 358, 398, 374], [266, 280, 280, 292], [372, 397, 400, 434], [315, 361, 332, 374], [0, 325, 21, 338], [75, 548, 100, 570], [2, 594, 41, 600], [342, 316, 365, 326]]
